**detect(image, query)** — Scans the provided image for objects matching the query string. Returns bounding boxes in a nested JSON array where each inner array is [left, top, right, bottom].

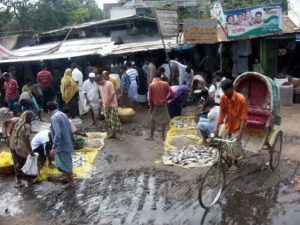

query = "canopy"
[[234, 72, 280, 114]]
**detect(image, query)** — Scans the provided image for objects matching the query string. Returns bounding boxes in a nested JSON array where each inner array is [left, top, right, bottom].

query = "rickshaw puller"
[[214, 79, 248, 172]]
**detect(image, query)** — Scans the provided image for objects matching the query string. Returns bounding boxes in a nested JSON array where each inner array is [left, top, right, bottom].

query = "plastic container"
[[74, 138, 85, 150]]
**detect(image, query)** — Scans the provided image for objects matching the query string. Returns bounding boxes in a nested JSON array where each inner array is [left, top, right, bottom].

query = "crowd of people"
[[1, 56, 251, 187]]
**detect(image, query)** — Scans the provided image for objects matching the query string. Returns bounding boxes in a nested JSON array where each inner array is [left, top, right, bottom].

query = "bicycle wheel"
[[198, 162, 225, 209], [270, 131, 283, 171]]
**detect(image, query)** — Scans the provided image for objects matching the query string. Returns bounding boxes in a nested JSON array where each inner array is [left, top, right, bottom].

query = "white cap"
[[89, 72, 96, 78], [131, 61, 136, 65]]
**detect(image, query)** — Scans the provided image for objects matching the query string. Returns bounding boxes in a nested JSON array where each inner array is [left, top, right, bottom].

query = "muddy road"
[[1, 146, 300, 225], [1, 107, 300, 225]]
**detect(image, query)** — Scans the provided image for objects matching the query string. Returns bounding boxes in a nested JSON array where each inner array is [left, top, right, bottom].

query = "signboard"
[[155, 9, 178, 37], [184, 19, 218, 44], [288, 0, 300, 28], [224, 4, 282, 39], [209, 1, 225, 25]]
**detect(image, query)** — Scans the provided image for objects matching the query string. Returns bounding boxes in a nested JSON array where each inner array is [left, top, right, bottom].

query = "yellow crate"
[[169, 116, 198, 130]]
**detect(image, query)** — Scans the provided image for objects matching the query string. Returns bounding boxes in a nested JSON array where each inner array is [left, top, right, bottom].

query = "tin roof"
[[0, 37, 177, 63]]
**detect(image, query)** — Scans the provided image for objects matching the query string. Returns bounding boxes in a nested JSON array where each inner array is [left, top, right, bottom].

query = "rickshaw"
[[198, 72, 283, 209]]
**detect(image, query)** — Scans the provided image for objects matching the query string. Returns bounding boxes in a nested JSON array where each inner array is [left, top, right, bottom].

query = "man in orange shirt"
[[214, 79, 248, 172], [146, 71, 174, 141]]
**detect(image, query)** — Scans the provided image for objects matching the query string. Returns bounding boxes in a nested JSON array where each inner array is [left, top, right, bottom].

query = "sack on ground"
[[21, 153, 39, 176]]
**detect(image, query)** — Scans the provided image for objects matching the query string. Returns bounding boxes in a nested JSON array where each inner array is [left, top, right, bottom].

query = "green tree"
[[0, 0, 104, 33], [0, 0, 36, 33], [35, 0, 103, 30]]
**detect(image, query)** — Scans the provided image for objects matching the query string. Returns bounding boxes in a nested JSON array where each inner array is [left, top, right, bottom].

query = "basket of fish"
[[163, 144, 218, 168], [169, 116, 197, 130], [167, 128, 199, 137]]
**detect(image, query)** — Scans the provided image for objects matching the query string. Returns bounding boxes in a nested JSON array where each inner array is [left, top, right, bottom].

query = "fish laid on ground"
[[72, 152, 86, 167], [84, 138, 103, 149], [165, 144, 217, 166]]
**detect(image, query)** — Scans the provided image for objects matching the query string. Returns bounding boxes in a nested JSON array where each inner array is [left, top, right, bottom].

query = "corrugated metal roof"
[[39, 15, 156, 36], [0, 37, 178, 63], [109, 38, 178, 55], [13, 37, 112, 56], [0, 37, 113, 63]]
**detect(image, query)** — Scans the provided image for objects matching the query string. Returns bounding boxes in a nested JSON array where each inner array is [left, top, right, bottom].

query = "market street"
[[1, 105, 300, 225]]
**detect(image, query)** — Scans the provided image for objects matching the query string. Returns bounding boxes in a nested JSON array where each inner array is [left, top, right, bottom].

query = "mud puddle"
[[202, 183, 300, 225], [1, 161, 300, 225], [31, 169, 206, 225]]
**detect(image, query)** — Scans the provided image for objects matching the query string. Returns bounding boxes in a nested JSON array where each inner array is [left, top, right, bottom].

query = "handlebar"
[[209, 133, 238, 144], [211, 137, 238, 144]]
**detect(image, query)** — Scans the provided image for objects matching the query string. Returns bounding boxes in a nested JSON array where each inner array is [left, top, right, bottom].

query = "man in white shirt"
[[31, 130, 54, 169], [169, 59, 188, 85], [213, 70, 226, 105], [197, 99, 220, 144], [159, 62, 171, 80], [71, 63, 85, 116], [82, 72, 100, 126], [185, 66, 194, 87]]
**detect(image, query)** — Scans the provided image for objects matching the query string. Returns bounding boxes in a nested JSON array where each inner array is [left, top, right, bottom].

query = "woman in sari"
[[9, 110, 35, 187], [61, 68, 79, 117]]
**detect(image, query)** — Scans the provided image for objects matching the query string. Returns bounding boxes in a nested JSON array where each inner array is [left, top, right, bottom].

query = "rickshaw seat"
[[247, 107, 271, 129]]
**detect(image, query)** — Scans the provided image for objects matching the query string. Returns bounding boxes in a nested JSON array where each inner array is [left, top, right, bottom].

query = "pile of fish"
[[166, 144, 217, 165], [172, 118, 197, 129], [84, 138, 103, 150], [72, 152, 86, 167]]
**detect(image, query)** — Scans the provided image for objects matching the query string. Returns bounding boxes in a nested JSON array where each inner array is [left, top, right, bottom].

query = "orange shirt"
[[217, 91, 248, 133], [148, 78, 174, 106]]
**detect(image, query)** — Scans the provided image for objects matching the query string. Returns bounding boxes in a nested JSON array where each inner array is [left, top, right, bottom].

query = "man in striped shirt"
[[125, 61, 139, 103]]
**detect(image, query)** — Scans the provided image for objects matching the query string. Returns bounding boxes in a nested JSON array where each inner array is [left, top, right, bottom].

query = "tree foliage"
[[0, 0, 103, 34]]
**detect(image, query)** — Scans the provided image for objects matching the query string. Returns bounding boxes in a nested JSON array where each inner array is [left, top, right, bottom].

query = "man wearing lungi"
[[146, 71, 174, 141], [96, 75, 123, 140], [214, 79, 248, 172]]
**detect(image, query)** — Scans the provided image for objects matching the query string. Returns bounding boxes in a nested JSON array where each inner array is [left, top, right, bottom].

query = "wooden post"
[[154, 8, 173, 83]]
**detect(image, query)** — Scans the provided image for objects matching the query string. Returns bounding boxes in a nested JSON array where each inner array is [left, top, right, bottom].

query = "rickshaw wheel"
[[198, 162, 225, 209], [270, 131, 283, 171]]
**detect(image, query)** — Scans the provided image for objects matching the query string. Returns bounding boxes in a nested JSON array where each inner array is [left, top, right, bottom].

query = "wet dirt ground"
[[1, 106, 300, 225]]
